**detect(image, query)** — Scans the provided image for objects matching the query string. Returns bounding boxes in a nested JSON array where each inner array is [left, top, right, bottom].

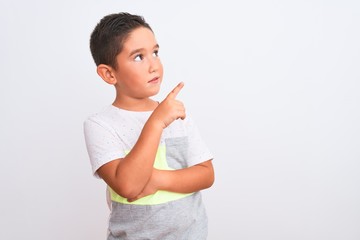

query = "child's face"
[[113, 27, 163, 99]]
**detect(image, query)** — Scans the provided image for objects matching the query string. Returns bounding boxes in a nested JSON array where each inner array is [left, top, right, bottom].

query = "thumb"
[[166, 82, 184, 99]]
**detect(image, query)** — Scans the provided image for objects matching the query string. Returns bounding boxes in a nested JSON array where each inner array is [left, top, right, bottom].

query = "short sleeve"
[[185, 116, 214, 167], [83, 117, 126, 178]]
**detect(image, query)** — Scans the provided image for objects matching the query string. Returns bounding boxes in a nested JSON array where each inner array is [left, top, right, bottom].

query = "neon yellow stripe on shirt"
[[109, 145, 192, 205]]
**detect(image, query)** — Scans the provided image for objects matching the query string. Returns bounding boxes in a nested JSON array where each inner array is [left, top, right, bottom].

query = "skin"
[[95, 27, 214, 201]]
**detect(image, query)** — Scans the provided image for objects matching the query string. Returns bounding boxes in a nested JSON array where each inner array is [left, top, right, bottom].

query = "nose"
[[149, 57, 160, 73]]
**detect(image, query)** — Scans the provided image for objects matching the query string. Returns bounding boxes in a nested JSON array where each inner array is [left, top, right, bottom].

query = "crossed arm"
[[97, 83, 214, 201]]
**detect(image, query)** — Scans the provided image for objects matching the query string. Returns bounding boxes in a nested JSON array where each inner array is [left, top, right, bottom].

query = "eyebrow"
[[129, 44, 160, 57]]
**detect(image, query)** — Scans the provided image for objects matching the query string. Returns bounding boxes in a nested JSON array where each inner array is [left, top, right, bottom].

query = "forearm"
[[114, 119, 163, 197], [158, 160, 214, 193]]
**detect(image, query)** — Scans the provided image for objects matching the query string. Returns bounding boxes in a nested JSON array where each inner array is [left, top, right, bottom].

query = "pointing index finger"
[[167, 82, 184, 99]]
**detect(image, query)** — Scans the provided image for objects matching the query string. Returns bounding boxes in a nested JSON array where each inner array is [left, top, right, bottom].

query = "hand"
[[127, 169, 163, 202], [150, 82, 186, 129]]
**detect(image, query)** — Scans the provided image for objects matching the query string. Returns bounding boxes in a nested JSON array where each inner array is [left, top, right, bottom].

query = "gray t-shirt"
[[84, 105, 213, 239]]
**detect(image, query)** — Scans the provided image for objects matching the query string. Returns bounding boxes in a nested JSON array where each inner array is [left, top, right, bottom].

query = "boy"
[[84, 12, 214, 239]]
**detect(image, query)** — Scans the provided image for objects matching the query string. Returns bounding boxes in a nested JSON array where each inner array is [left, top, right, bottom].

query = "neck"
[[112, 95, 158, 112]]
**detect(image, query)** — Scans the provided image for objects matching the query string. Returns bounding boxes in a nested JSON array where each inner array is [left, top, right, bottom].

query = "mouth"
[[148, 77, 160, 83]]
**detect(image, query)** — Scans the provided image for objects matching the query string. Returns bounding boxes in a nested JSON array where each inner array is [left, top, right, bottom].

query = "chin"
[[148, 89, 160, 97], [148, 85, 161, 96]]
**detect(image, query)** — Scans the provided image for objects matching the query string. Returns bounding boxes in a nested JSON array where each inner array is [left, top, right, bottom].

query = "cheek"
[[124, 67, 143, 80], [158, 62, 164, 75]]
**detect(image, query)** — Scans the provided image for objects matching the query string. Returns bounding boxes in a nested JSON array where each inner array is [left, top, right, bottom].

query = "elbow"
[[207, 171, 215, 189], [206, 161, 215, 189], [112, 166, 148, 199], [113, 182, 143, 199], [96, 160, 148, 199], [197, 159, 215, 190], [202, 166, 215, 190]]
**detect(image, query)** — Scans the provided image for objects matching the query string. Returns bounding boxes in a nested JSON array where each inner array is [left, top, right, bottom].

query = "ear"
[[96, 64, 117, 85]]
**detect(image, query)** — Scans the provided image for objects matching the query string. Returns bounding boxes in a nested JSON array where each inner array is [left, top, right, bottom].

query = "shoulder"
[[83, 105, 119, 131], [84, 105, 127, 125]]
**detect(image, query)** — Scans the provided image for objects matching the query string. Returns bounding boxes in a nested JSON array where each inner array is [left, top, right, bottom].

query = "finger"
[[166, 82, 184, 99]]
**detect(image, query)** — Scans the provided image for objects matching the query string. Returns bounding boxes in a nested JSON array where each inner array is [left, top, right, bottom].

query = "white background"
[[1, 0, 360, 239]]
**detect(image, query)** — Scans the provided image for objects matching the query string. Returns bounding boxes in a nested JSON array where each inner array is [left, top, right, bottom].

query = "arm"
[[128, 160, 214, 202], [96, 119, 162, 199], [160, 160, 214, 193], [96, 83, 185, 199]]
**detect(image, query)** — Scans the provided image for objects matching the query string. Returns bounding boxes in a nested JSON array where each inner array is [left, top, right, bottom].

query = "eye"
[[134, 54, 143, 62], [152, 50, 159, 57]]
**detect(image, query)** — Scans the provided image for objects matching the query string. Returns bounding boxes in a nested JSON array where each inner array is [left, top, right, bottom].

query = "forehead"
[[123, 27, 157, 51]]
